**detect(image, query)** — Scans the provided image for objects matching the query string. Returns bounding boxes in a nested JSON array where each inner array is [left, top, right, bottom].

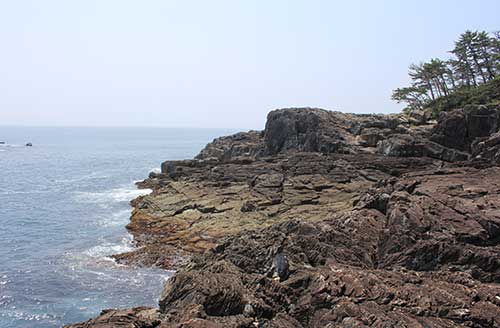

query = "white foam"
[[1, 309, 57, 322], [97, 209, 131, 227], [74, 186, 151, 204], [84, 235, 134, 258], [0, 190, 52, 195]]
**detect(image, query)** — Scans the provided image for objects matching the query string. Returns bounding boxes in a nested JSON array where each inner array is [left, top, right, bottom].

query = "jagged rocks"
[[358, 128, 393, 147], [472, 132, 500, 165], [431, 105, 499, 151], [196, 131, 265, 161], [63, 307, 161, 328], [376, 134, 469, 162], [431, 109, 468, 150], [407, 109, 432, 125], [67, 107, 500, 328], [113, 153, 438, 268], [193, 108, 468, 164], [149, 167, 500, 327], [264, 108, 352, 154]]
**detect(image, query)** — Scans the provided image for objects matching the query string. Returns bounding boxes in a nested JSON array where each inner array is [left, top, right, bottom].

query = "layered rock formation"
[[67, 107, 500, 328]]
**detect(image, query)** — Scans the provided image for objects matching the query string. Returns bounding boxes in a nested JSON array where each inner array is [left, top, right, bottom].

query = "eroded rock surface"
[[67, 107, 500, 328], [430, 105, 500, 152], [113, 153, 438, 268], [66, 307, 161, 328]]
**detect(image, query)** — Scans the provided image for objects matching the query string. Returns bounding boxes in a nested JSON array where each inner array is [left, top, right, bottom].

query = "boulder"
[[196, 131, 265, 161], [264, 108, 351, 154], [430, 109, 468, 150], [465, 104, 498, 139], [430, 105, 499, 151]]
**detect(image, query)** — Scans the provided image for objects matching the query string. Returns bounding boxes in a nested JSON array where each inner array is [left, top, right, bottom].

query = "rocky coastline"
[[67, 107, 500, 327]]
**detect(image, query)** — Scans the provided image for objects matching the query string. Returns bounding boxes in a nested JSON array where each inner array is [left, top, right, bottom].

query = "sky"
[[0, 1, 499, 129]]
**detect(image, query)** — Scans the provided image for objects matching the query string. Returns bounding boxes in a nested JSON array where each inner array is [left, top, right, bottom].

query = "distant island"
[[67, 31, 500, 328]]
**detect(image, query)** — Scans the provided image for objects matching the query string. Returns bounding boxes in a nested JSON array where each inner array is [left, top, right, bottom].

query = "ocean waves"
[[73, 185, 151, 205]]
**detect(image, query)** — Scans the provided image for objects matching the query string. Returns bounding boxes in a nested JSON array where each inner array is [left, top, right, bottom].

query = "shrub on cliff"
[[393, 30, 500, 116], [425, 76, 500, 117]]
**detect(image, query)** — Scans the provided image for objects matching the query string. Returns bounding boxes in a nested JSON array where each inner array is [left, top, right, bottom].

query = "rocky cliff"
[[67, 107, 500, 328]]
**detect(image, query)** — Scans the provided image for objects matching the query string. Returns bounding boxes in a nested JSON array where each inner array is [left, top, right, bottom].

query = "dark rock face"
[[195, 131, 265, 161], [67, 107, 500, 328], [431, 105, 500, 151], [270, 253, 289, 281], [465, 104, 499, 139], [431, 109, 468, 150], [264, 108, 350, 154], [196, 107, 466, 163]]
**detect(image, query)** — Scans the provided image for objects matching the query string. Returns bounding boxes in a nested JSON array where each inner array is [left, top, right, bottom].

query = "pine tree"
[[393, 30, 500, 111]]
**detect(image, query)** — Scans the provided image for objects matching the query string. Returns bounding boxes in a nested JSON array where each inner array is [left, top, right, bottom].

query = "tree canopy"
[[393, 30, 500, 112]]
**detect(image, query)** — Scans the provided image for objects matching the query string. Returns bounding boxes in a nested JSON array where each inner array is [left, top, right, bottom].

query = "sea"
[[0, 126, 236, 327]]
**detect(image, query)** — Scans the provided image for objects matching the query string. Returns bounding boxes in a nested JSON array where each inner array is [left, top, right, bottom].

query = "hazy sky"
[[1, 1, 499, 129]]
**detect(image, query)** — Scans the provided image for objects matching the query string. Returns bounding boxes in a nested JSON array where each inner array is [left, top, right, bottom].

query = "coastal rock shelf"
[[67, 107, 500, 328]]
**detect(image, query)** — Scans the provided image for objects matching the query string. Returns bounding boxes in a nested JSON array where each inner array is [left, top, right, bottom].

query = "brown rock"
[[69, 108, 500, 328], [64, 307, 161, 328]]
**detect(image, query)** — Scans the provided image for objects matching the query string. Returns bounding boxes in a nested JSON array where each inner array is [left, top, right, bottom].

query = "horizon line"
[[0, 124, 253, 130]]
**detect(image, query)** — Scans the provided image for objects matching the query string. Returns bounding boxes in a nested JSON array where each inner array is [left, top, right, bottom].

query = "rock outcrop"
[[66, 307, 161, 328], [430, 105, 499, 152], [67, 107, 500, 328], [114, 152, 438, 268]]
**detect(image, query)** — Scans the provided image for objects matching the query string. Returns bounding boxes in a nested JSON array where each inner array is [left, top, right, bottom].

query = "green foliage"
[[426, 76, 500, 118], [393, 30, 500, 114]]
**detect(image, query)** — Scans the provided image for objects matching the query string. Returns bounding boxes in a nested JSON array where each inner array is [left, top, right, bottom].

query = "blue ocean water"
[[0, 126, 235, 328]]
